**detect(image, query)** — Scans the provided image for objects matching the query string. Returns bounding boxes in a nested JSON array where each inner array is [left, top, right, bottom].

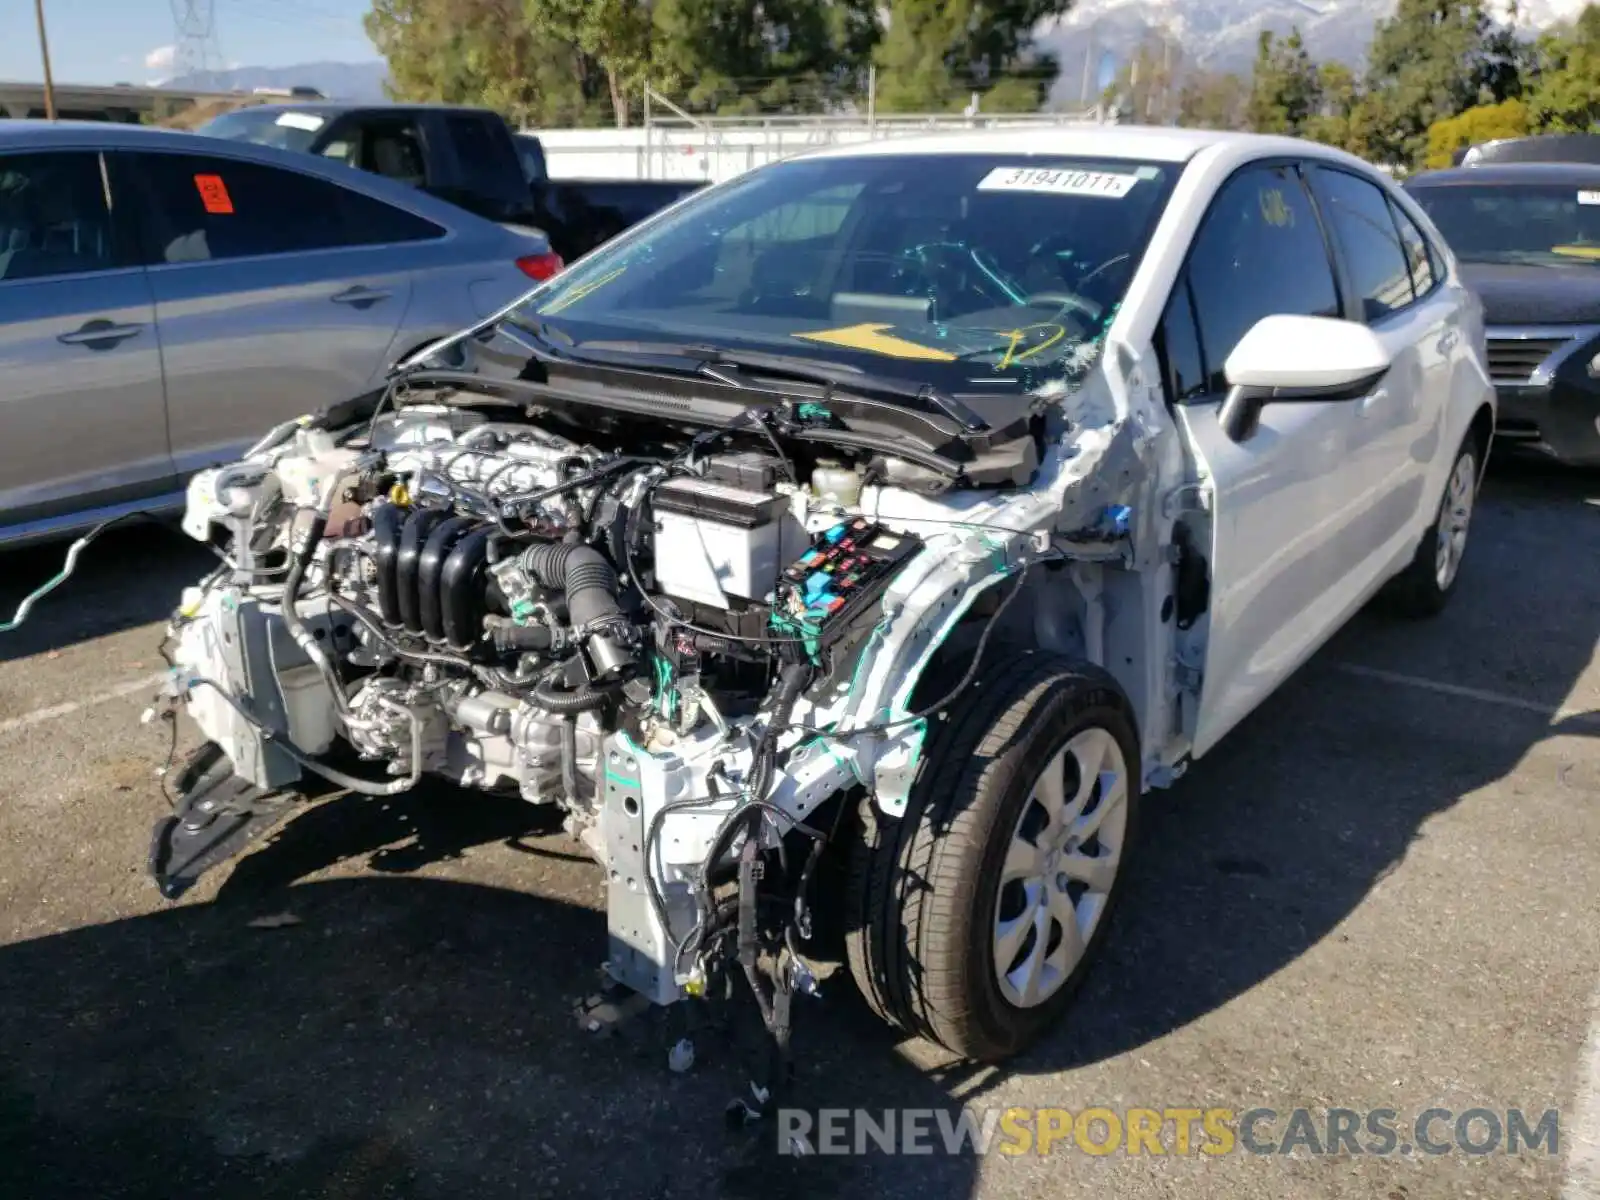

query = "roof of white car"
[[805, 124, 1334, 166]]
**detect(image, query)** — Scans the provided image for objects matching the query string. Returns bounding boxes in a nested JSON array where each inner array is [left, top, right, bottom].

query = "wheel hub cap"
[[1435, 453, 1476, 591], [992, 726, 1129, 1010]]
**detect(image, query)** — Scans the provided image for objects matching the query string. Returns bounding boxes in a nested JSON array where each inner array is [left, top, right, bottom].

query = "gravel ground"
[[0, 457, 1595, 1200]]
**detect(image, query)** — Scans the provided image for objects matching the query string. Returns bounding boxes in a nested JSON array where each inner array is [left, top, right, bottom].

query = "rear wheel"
[[844, 650, 1140, 1061], [1384, 441, 1478, 618]]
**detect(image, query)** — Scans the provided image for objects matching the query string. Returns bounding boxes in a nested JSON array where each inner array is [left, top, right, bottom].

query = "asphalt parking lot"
[[0, 456, 1596, 1200]]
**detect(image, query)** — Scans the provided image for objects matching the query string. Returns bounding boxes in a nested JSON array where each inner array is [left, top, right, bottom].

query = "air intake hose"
[[518, 543, 620, 628], [517, 543, 634, 678]]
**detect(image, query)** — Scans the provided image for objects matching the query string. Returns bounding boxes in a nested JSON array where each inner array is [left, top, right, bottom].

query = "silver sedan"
[[0, 120, 556, 546]]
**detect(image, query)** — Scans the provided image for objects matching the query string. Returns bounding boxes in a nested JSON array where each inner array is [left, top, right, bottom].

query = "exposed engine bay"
[[148, 355, 1198, 1104]]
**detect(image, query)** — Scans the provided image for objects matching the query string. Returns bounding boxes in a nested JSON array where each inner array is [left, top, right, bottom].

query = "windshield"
[[512, 153, 1178, 394], [196, 108, 327, 154], [1410, 182, 1600, 266]]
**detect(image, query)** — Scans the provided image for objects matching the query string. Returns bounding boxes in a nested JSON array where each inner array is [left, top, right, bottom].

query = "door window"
[[350, 118, 427, 188], [1184, 163, 1341, 395], [0, 152, 118, 282], [1310, 167, 1416, 322], [1389, 200, 1439, 299], [129, 152, 444, 264], [1156, 270, 1208, 403]]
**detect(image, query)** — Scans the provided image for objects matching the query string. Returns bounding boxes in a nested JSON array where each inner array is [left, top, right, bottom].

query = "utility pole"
[[1079, 26, 1096, 107], [34, 0, 57, 120], [866, 65, 877, 135], [1160, 35, 1172, 125]]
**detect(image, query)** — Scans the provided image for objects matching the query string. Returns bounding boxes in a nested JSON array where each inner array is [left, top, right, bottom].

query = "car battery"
[[650, 475, 805, 609]]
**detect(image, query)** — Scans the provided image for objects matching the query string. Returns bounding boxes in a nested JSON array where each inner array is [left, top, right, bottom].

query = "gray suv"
[[0, 121, 558, 547]]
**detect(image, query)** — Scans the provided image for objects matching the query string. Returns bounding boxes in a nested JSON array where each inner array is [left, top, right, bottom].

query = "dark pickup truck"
[[512, 133, 706, 262], [197, 103, 706, 265]]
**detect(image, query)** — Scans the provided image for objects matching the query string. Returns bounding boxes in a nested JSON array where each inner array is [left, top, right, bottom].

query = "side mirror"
[[1219, 314, 1393, 443]]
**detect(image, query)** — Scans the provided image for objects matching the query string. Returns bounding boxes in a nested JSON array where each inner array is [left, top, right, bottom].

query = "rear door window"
[[1309, 167, 1416, 322], [1389, 200, 1439, 297], [0, 151, 120, 282], [126, 151, 444, 263], [1185, 163, 1341, 394]]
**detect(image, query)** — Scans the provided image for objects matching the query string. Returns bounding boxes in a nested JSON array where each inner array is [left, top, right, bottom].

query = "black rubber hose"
[[518, 542, 620, 630], [417, 515, 476, 640], [531, 676, 621, 713], [369, 503, 404, 625], [483, 616, 553, 653], [396, 509, 447, 633], [441, 525, 495, 650]]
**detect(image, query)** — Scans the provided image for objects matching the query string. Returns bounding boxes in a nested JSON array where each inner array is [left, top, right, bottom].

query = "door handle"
[[57, 319, 144, 350], [331, 285, 392, 309]]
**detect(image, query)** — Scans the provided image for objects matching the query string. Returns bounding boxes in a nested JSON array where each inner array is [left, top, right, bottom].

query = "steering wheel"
[[1074, 251, 1132, 293], [892, 242, 1027, 313], [1022, 292, 1103, 323]]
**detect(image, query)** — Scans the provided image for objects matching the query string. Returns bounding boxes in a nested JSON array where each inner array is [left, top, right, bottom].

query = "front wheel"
[[844, 651, 1141, 1061], [1383, 440, 1479, 618]]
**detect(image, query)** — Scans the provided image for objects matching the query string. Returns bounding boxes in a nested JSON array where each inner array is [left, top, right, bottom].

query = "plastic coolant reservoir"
[[811, 459, 862, 506]]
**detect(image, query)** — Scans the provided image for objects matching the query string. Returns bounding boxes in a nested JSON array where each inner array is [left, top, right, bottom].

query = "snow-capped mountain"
[[1036, 0, 1589, 104]]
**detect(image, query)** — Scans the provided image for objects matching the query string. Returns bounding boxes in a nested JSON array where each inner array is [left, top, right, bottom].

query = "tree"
[[1301, 60, 1371, 154], [1359, 0, 1528, 168], [1246, 28, 1324, 136], [874, 0, 1071, 113], [368, 0, 1070, 124], [1526, 5, 1600, 133], [1424, 97, 1531, 166], [1175, 70, 1250, 131], [526, 0, 651, 127], [366, 0, 604, 126], [651, 0, 875, 115]]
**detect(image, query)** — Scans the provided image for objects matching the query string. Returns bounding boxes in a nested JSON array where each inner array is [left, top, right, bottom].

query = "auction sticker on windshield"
[[977, 167, 1139, 198]]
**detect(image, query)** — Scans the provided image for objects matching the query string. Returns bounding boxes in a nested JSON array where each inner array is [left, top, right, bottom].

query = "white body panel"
[[1076, 134, 1495, 763]]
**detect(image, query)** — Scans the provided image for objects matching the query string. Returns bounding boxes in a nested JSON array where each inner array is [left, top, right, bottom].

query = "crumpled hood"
[[1459, 261, 1600, 326]]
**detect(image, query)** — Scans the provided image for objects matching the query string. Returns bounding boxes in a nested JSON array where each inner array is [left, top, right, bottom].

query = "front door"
[[1162, 161, 1375, 756], [0, 149, 172, 533]]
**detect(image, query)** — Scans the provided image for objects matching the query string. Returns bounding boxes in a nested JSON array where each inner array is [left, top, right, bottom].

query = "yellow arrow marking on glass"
[[793, 323, 958, 361]]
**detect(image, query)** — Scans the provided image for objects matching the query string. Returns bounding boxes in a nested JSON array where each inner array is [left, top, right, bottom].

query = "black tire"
[[843, 650, 1141, 1061], [1383, 439, 1480, 618]]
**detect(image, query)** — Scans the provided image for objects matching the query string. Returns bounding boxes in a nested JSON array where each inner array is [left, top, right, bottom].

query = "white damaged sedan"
[[151, 125, 1494, 1087]]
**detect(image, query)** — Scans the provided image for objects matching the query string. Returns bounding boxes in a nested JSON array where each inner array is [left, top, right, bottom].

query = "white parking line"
[[0, 672, 165, 737], [1566, 980, 1600, 1199], [1335, 662, 1588, 721]]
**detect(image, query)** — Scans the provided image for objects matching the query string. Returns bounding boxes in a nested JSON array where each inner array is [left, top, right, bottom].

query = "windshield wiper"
[[566, 339, 990, 432]]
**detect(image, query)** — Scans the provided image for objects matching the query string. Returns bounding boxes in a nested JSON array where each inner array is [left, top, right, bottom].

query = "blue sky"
[[10, 0, 380, 84]]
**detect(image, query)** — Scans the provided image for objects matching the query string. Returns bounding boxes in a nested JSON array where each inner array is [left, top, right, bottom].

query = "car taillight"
[[516, 251, 564, 281]]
